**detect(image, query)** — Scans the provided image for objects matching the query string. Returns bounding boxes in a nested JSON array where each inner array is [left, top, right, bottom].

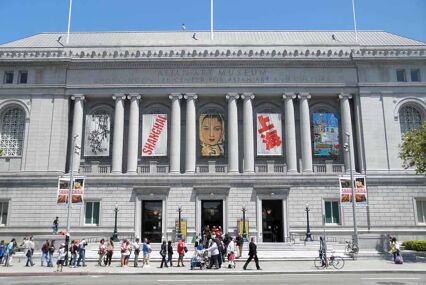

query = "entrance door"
[[142, 200, 162, 242], [262, 200, 283, 242], [201, 200, 223, 233]]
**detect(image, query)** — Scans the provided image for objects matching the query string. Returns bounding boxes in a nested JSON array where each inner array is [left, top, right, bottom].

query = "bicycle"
[[344, 240, 359, 260], [314, 251, 345, 270]]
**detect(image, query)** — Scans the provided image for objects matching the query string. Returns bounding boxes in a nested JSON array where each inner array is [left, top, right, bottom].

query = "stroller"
[[191, 249, 208, 270]]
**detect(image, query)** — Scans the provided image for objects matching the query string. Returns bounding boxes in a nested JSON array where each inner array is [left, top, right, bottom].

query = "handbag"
[[184, 246, 188, 253]]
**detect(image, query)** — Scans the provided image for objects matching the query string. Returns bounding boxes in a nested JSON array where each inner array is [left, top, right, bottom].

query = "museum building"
[[0, 31, 425, 243]]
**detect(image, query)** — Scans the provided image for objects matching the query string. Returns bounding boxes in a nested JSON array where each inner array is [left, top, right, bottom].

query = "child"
[[56, 243, 66, 272], [227, 238, 236, 268]]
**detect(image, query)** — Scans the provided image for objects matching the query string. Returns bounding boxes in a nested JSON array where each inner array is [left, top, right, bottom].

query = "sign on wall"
[[312, 113, 339, 157], [57, 176, 85, 206], [142, 114, 168, 156], [199, 114, 225, 157], [256, 113, 282, 156], [84, 112, 111, 157], [339, 175, 367, 206]]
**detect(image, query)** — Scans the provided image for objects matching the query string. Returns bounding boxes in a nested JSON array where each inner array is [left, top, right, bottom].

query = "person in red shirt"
[[177, 238, 186, 267]]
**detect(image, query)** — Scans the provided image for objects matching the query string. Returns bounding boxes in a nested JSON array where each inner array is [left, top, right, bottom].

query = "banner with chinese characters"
[[56, 176, 85, 206], [174, 219, 187, 241], [199, 114, 225, 157], [142, 114, 168, 156], [84, 112, 111, 157], [339, 175, 367, 207], [312, 113, 339, 157], [256, 113, 282, 156]]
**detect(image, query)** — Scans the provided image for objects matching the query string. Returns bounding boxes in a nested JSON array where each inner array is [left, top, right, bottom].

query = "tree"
[[399, 122, 426, 174]]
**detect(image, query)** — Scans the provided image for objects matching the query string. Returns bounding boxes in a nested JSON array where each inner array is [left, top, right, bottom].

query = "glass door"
[[142, 200, 162, 242], [262, 200, 284, 242]]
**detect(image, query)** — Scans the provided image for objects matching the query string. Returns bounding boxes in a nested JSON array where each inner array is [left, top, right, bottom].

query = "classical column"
[[298, 93, 313, 173], [169, 93, 183, 174], [184, 93, 197, 173], [127, 94, 141, 174], [339, 93, 356, 172], [111, 94, 126, 174], [241, 93, 255, 173], [70, 95, 85, 173], [227, 93, 240, 173], [283, 93, 298, 173]]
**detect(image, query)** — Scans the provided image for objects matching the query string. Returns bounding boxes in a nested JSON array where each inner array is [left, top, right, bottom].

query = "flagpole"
[[66, 0, 73, 44], [210, 0, 214, 40], [351, 0, 358, 43]]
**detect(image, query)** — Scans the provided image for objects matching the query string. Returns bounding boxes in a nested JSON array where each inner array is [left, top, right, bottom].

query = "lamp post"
[[241, 206, 247, 241], [304, 203, 313, 241], [344, 132, 358, 248], [112, 203, 119, 242], [177, 205, 182, 241]]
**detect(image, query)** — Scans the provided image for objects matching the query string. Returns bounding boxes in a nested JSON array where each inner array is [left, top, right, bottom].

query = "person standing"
[[52, 217, 59, 234], [177, 238, 185, 267], [227, 238, 236, 269], [160, 240, 168, 268], [133, 238, 141, 267], [142, 238, 151, 267], [236, 234, 244, 258], [69, 240, 78, 267], [3, 239, 15, 267], [25, 236, 35, 267], [98, 239, 106, 266], [243, 237, 261, 270], [105, 238, 114, 267], [167, 240, 173, 267], [48, 240, 55, 267], [76, 238, 87, 267], [0, 240, 5, 264], [207, 238, 219, 269], [56, 243, 66, 272], [120, 239, 129, 267], [41, 239, 49, 266]]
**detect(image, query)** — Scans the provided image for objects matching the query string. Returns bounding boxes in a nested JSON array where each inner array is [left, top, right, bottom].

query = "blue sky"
[[1, 0, 425, 44]]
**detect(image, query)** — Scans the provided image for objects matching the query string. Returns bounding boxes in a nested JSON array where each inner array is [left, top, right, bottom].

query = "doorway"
[[142, 200, 162, 242], [201, 200, 223, 233], [262, 200, 284, 242]]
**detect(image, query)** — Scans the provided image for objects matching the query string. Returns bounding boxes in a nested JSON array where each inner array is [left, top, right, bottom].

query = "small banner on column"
[[237, 219, 249, 237], [339, 175, 367, 206], [256, 113, 282, 156], [141, 114, 168, 156], [57, 176, 85, 207], [175, 219, 187, 241]]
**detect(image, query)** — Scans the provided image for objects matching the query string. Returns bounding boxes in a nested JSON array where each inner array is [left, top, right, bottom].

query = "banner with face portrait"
[[57, 176, 85, 207], [256, 113, 283, 156], [312, 113, 339, 157], [199, 114, 225, 157], [141, 114, 168, 156], [84, 112, 111, 157], [339, 175, 367, 207]]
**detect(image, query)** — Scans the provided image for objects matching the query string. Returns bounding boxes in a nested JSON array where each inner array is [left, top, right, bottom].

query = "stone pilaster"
[[111, 94, 126, 174], [169, 93, 183, 174], [241, 93, 255, 173], [126, 94, 141, 174], [283, 93, 298, 173]]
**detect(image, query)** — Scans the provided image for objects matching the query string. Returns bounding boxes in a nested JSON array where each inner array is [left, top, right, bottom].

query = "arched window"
[[0, 106, 26, 156], [399, 105, 423, 134]]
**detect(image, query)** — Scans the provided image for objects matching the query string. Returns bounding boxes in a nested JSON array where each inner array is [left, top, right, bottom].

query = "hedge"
[[402, 240, 426, 251]]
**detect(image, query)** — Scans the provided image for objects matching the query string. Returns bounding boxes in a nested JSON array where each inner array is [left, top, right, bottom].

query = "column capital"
[[298, 93, 311, 100], [184, 93, 198, 100], [282, 93, 297, 100], [169, 93, 183, 100], [226, 93, 240, 100], [241, 93, 255, 100], [71, 94, 85, 100], [127, 93, 142, 100], [338, 93, 353, 100], [112, 93, 126, 101]]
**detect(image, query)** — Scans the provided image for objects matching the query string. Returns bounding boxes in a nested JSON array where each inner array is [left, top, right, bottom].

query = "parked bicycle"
[[345, 240, 359, 260], [314, 251, 345, 270]]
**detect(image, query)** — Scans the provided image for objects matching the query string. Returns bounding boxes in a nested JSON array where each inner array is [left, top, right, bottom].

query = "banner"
[[256, 113, 282, 156], [84, 112, 111, 157], [312, 113, 339, 157], [57, 176, 85, 206], [175, 219, 187, 241], [199, 114, 225, 156], [238, 219, 249, 237], [339, 175, 367, 206], [142, 114, 168, 156]]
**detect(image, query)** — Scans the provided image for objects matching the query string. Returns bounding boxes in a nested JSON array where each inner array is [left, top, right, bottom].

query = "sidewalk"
[[1, 258, 425, 276]]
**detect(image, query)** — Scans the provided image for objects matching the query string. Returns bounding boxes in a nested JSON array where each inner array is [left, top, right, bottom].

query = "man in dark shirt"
[[243, 237, 261, 270]]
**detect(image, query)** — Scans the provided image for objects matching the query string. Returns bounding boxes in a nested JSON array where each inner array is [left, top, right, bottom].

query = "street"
[[0, 273, 425, 285]]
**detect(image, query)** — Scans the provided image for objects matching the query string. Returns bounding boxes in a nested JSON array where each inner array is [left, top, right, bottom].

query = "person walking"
[[0, 240, 5, 264], [52, 217, 59, 234], [105, 238, 114, 267], [133, 238, 141, 267], [390, 237, 400, 262], [69, 240, 78, 267], [227, 238, 236, 268], [98, 239, 106, 266], [142, 238, 151, 267], [176, 238, 185, 267], [41, 239, 49, 266], [55, 243, 66, 272], [48, 240, 55, 267], [76, 238, 87, 267], [3, 239, 15, 267], [207, 238, 219, 269], [243, 237, 261, 270], [236, 234, 244, 258], [167, 240, 173, 267], [159, 240, 168, 268], [24, 236, 35, 267]]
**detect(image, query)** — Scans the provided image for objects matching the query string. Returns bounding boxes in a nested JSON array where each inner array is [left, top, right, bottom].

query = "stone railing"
[[80, 164, 111, 174], [313, 160, 345, 174], [196, 161, 228, 174], [137, 161, 169, 174], [255, 161, 287, 174]]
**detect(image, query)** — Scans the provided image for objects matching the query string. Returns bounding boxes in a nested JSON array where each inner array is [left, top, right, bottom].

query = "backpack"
[[395, 255, 403, 264]]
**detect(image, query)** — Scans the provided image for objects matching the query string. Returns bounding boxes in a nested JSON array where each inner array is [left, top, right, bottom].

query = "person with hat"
[[56, 243, 66, 272]]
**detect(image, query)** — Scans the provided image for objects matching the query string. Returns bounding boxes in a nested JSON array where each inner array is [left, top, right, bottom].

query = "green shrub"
[[402, 240, 426, 251]]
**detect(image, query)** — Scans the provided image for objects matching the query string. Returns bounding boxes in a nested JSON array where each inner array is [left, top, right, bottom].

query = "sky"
[[0, 0, 425, 45]]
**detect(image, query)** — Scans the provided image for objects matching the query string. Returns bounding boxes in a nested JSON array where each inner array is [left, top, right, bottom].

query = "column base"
[[111, 170, 122, 174], [243, 170, 255, 174], [126, 171, 138, 175], [185, 170, 195, 174], [302, 169, 313, 173], [169, 170, 181, 174], [228, 170, 240, 174], [287, 169, 298, 174]]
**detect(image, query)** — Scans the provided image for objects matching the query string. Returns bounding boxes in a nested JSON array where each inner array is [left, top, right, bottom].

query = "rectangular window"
[[411, 69, 421, 82], [3, 71, 13, 84], [0, 202, 8, 226], [18, 71, 28, 84], [324, 201, 340, 224], [416, 200, 426, 224], [396, 69, 407, 82], [85, 201, 100, 225]]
